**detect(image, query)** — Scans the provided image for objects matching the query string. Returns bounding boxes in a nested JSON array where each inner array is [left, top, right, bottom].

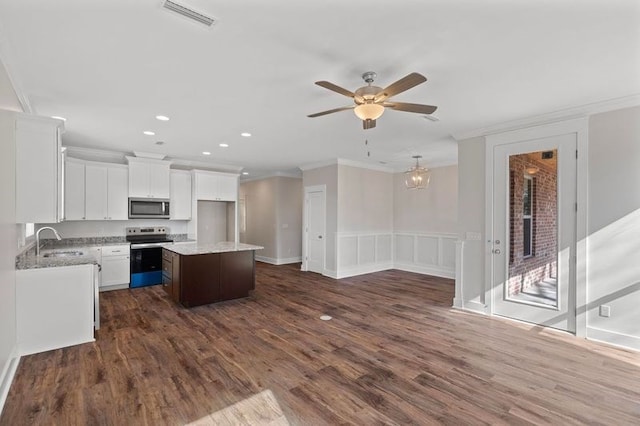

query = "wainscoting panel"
[[335, 232, 394, 279], [394, 232, 457, 279]]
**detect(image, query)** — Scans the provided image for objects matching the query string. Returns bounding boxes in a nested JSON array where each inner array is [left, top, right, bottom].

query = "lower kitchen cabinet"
[[162, 248, 255, 308], [100, 244, 130, 290], [16, 264, 96, 355]]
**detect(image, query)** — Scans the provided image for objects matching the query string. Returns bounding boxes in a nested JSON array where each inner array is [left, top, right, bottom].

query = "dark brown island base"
[[161, 242, 263, 307]]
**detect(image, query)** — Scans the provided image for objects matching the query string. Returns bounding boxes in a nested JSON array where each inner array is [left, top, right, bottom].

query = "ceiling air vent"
[[162, 0, 216, 27]]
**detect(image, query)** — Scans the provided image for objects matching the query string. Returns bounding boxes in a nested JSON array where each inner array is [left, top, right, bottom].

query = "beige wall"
[[196, 201, 230, 244], [393, 165, 458, 233], [586, 106, 640, 344], [337, 165, 393, 233], [0, 109, 18, 395], [239, 176, 302, 262]]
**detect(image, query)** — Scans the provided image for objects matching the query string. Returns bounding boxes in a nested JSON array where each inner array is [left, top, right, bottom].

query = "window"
[[523, 177, 533, 257]]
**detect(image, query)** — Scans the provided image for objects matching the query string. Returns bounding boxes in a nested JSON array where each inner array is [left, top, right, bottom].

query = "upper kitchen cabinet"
[[193, 170, 238, 202], [64, 158, 128, 221], [85, 163, 128, 220], [64, 157, 86, 221], [170, 170, 192, 220], [15, 115, 65, 223], [126, 157, 171, 199]]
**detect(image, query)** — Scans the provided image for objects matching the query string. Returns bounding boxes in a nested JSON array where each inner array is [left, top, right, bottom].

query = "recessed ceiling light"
[[202, 151, 211, 155], [155, 115, 170, 121], [242, 172, 249, 175], [51, 116, 66, 121], [219, 143, 229, 148], [240, 132, 251, 137], [143, 131, 155, 136]]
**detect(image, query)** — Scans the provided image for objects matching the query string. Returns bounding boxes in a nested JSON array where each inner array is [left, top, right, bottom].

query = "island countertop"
[[162, 241, 263, 256]]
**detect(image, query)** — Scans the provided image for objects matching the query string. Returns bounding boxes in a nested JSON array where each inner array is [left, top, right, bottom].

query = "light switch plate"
[[599, 305, 611, 317]]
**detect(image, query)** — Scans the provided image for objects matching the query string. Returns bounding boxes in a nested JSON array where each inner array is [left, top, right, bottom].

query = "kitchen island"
[[161, 242, 263, 307]]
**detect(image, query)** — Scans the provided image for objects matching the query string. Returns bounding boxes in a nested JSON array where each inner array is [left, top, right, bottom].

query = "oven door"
[[130, 246, 164, 288]]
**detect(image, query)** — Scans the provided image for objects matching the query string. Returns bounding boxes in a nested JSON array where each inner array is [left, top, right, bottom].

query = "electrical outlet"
[[599, 305, 611, 318]]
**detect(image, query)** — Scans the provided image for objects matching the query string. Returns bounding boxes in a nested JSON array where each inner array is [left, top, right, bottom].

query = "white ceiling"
[[0, 0, 638, 176]]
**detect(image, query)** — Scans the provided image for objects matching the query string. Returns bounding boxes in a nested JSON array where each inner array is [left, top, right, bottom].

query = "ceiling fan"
[[308, 71, 437, 129]]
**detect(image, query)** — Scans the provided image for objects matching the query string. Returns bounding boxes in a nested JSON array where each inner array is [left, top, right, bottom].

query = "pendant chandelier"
[[405, 155, 431, 189]]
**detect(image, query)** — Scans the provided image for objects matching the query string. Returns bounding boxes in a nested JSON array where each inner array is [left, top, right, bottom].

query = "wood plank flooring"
[[2, 263, 639, 425]]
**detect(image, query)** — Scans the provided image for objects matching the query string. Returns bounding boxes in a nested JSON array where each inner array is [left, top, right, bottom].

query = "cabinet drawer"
[[162, 249, 172, 262], [103, 245, 130, 256], [162, 258, 172, 277]]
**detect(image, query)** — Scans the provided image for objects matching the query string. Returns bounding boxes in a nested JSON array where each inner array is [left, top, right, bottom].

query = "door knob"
[[493, 249, 501, 254], [318, 235, 323, 239]]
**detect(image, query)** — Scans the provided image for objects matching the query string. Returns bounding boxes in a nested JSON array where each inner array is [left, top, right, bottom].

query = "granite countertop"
[[17, 248, 99, 270], [162, 241, 263, 256]]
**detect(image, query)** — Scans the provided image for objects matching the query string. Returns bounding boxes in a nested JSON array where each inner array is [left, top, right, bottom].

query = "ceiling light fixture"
[[405, 155, 431, 190], [143, 131, 155, 136], [240, 132, 251, 137], [156, 115, 170, 121], [51, 116, 67, 122], [354, 103, 385, 121], [202, 151, 211, 155], [242, 172, 249, 175], [525, 165, 540, 175], [219, 143, 229, 148]]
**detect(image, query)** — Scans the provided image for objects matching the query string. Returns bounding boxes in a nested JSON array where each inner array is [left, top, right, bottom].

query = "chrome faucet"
[[36, 226, 62, 256]]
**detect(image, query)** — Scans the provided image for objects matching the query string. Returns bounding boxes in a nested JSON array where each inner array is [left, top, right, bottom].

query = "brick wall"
[[507, 153, 557, 297]]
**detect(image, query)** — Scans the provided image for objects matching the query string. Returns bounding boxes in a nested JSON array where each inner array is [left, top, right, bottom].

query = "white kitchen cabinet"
[[194, 170, 238, 202], [15, 115, 65, 223], [84, 163, 128, 220], [65, 157, 86, 220], [126, 157, 171, 199], [16, 264, 96, 355], [170, 170, 192, 220], [100, 244, 130, 289]]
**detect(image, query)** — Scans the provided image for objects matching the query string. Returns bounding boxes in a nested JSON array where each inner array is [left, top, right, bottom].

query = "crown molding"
[[454, 94, 640, 141], [299, 158, 394, 173], [0, 27, 32, 114]]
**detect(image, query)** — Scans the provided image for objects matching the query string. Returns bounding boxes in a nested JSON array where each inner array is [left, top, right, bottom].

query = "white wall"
[[0, 61, 20, 112], [455, 137, 487, 309], [0, 109, 19, 408], [586, 106, 640, 349], [393, 165, 458, 233], [35, 219, 188, 239]]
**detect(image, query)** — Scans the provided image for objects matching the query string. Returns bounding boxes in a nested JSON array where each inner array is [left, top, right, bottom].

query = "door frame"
[[302, 184, 326, 273], [484, 117, 589, 337]]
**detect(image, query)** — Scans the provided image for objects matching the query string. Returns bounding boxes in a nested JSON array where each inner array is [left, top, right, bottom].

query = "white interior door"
[[305, 188, 325, 274], [492, 133, 577, 332]]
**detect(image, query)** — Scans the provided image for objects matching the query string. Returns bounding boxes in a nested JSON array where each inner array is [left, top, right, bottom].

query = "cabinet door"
[[65, 159, 86, 220], [101, 255, 130, 286], [107, 166, 128, 220], [170, 170, 192, 220], [195, 172, 218, 201], [128, 161, 150, 198], [85, 164, 109, 220], [15, 117, 62, 223], [219, 251, 255, 300], [149, 162, 170, 198], [216, 174, 238, 201]]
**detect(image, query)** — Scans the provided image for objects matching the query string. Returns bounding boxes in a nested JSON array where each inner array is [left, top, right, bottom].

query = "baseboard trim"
[[586, 327, 640, 352], [256, 256, 302, 266], [0, 348, 20, 416], [322, 269, 338, 279], [335, 263, 393, 279], [393, 263, 455, 279], [452, 300, 487, 314]]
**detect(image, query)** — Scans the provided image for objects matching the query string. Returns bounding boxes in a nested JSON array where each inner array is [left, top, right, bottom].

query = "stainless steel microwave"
[[128, 198, 170, 219]]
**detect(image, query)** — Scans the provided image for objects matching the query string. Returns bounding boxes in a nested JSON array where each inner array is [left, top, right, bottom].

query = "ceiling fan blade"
[[315, 81, 356, 98], [307, 106, 354, 118], [384, 102, 437, 115], [363, 119, 376, 130], [374, 72, 427, 102]]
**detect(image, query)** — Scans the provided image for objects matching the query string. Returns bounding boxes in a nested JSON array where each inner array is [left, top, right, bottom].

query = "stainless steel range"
[[126, 227, 173, 288]]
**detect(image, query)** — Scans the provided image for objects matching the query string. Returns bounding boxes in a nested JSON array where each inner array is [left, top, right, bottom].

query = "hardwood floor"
[[2, 263, 639, 425]]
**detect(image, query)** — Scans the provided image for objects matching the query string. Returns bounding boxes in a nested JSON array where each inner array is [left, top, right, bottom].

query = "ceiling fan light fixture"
[[354, 103, 384, 121], [405, 155, 431, 190]]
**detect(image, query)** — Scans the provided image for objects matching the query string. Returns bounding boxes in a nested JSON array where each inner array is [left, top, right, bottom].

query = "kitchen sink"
[[42, 250, 85, 258]]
